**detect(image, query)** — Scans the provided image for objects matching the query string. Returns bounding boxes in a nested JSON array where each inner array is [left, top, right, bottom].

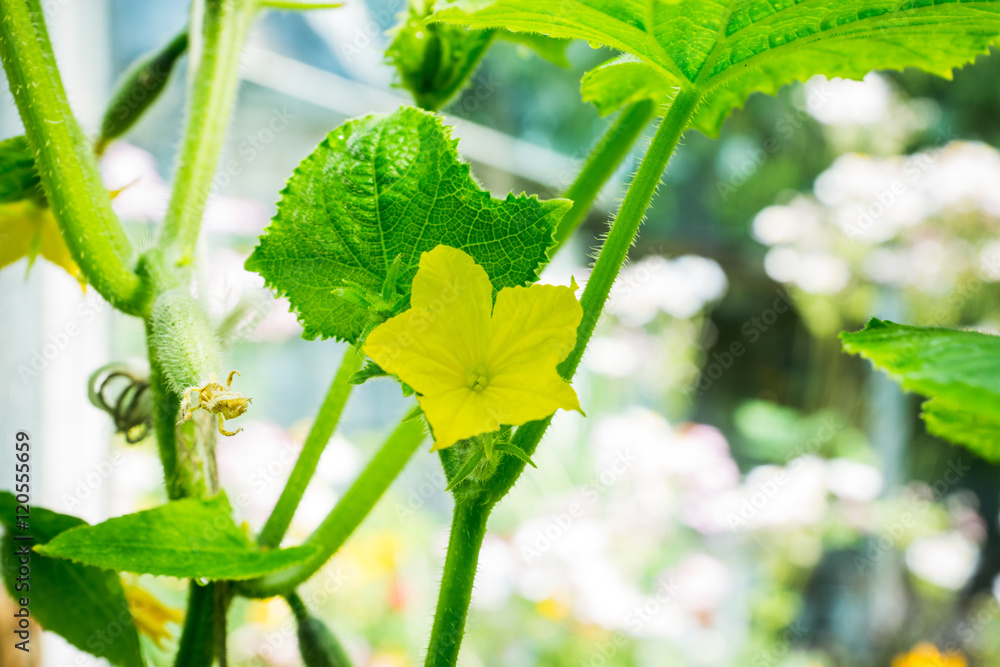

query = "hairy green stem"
[[240, 407, 426, 598], [215, 582, 231, 667], [0, 0, 147, 315], [157, 0, 257, 265], [147, 346, 185, 500], [562, 88, 699, 378], [257, 347, 364, 548], [424, 501, 490, 667], [159, 2, 256, 660], [482, 88, 701, 505], [175, 581, 216, 667], [421, 89, 701, 666], [553, 99, 656, 251]]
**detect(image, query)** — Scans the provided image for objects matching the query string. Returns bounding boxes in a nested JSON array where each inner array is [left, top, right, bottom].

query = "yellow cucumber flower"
[[363, 245, 583, 450]]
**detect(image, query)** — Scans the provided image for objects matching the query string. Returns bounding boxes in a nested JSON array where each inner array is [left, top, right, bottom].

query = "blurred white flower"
[[472, 535, 517, 611], [671, 553, 731, 616], [607, 255, 727, 325], [906, 532, 979, 590], [806, 73, 893, 126], [101, 142, 170, 223], [825, 458, 883, 502]]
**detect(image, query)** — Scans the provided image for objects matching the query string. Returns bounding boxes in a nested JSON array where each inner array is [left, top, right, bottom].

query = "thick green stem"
[[0, 0, 147, 315], [257, 347, 364, 548], [157, 0, 256, 265], [424, 501, 491, 667], [240, 407, 426, 598], [483, 88, 701, 504], [175, 581, 216, 667], [147, 350, 186, 500], [553, 99, 656, 252]]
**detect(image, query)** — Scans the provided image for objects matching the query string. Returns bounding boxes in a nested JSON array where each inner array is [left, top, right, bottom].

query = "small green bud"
[[385, 0, 495, 111], [96, 30, 188, 153], [286, 593, 352, 667]]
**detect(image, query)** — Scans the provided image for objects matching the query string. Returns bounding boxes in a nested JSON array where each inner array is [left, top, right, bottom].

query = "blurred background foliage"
[[5, 0, 1000, 665]]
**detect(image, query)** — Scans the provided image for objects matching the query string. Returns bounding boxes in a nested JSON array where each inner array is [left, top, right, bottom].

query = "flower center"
[[466, 364, 490, 392]]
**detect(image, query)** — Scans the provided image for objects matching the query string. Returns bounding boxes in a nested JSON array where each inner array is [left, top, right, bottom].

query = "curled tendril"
[[88, 361, 154, 443]]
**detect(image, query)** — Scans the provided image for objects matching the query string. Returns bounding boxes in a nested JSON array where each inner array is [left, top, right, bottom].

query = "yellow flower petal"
[[409, 244, 492, 367], [0, 199, 84, 285], [421, 387, 495, 450], [364, 307, 467, 397], [365, 245, 494, 393], [487, 282, 582, 372], [124, 583, 183, 649], [0, 202, 35, 269], [483, 366, 582, 423], [892, 642, 967, 667], [38, 209, 85, 285]]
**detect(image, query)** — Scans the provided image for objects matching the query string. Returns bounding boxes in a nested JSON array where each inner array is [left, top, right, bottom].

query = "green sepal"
[[0, 135, 42, 204], [494, 442, 537, 468]]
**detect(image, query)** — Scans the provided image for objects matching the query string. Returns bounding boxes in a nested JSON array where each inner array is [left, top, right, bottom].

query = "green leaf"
[[580, 55, 671, 118], [841, 318, 1000, 461], [36, 495, 317, 580], [0, 135, 41, 203], [246, 105, 570, 342], [436, 0, 1000, 136], [0, 492, 143, 667], [500, 32, 570, 68]]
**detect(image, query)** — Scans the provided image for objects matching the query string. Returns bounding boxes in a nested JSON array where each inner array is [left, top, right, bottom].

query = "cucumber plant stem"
[[257, 347, 364, 548], [422, 87, 701, 665], [0, 0, 147, 315], [240, 406, 426, 598], [424, 501, 491, 667], [554, 99, 656, 252], [156, 0, 257, 267]]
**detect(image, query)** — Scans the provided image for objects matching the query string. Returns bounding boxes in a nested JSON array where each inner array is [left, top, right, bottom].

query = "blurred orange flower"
[[892, 642, 966, 667]]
